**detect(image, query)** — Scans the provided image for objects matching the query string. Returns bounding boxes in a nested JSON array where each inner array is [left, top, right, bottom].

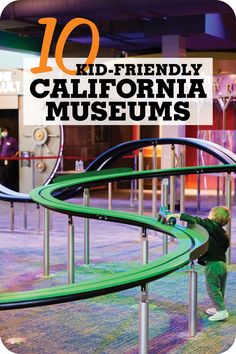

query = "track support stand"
[[225, 172, 232, 265], [142, 228, 148, 265], [161, 179, 169, 254], [139, 284, 149, 354], [43, 208, 50, 277], [10, 202, 14, 232], [68, 215, 75, 284], [108, 182, 112, 210], [83, 188, 90, 265], [23, 202, 27, 229], [36, 204, 40, 234], [188, 263, 198, 337]]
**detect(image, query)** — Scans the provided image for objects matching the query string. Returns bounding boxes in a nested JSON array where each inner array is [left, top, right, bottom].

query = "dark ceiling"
[[1, 0, 236, 55]]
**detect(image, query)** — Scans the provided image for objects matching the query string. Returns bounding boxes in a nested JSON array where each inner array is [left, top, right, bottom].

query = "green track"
[[2, 165, 233, 309]]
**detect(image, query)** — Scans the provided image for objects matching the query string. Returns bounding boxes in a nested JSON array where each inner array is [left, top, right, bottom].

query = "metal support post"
[[222, 176, 226, 198], [170, 144, 175, 213], [189, 264, 198, 337], [49, 211, 53, 231], [152, 144, 157, 218], [134, 154, 138, 201], [36, 204, 40, 234], [32, 154, 36, 189], [83, 188, 90, 265], [180, 147, 186, 215], [10, 202, 14, 232], [216, 176, 220, 205], [130, 178, 134, 208], [180, 174, 185, 213], [108, 182, 112, 210], [225, 173, 232, 265], [43, 208, 50, 277], [60, 155, 64, 172], [139, 148, 144, 238], [221, 97, 231, 201], [197, 150, 201, 211], [139, 284, 149, 354], [23, 203, 27, 229], [161, 179, 169, 254], [138, 148, 144, 215], [68, 215, 75, 284], [142, 228, 148, 265]]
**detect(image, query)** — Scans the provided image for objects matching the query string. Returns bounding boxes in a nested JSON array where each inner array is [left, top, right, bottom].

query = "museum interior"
[[0, 1, 235, 354]]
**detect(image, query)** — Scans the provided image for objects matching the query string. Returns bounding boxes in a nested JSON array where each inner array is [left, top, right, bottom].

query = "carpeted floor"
[[0, 190, 235, 353]]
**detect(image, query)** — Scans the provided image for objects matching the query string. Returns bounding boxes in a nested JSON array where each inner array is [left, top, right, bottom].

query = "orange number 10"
[[31, 17, 100, 75]]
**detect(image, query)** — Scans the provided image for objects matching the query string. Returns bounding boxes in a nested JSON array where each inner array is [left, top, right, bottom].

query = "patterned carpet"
[[0, 191, 235, 353]]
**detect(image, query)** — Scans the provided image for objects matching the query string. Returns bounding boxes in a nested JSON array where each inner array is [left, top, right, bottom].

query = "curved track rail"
[[1, 137, 236, 202], [2, 163, 236, 310], [58, 137, 236, 199], [87, 137, 236, 171]]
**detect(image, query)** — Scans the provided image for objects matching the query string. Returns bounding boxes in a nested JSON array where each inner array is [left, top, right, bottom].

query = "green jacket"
[[180, 213, 229, 265]]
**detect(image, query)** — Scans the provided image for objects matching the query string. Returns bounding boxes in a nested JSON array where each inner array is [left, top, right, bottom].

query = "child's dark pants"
[[205, 261, 227, 311]]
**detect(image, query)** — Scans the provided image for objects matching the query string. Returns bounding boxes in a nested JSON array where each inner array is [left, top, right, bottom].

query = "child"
[[167, 206, 230, 321]]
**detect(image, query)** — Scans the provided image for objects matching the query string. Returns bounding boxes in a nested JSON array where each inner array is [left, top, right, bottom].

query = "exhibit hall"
[[0, 1, 235, 354]]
